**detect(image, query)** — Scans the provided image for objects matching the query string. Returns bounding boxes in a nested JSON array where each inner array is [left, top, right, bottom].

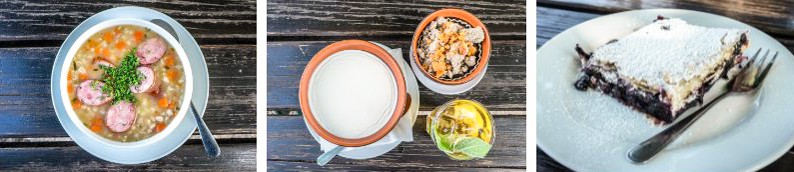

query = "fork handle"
[[628, 91, 731, 163]]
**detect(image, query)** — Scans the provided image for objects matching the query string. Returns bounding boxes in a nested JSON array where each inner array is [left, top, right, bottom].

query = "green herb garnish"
[[100, 48, 142, 104], [452, 137, 492, 159]]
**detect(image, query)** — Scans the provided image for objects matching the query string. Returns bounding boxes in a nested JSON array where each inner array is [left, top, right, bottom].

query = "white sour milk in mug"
[[308, 50, 398, 139]]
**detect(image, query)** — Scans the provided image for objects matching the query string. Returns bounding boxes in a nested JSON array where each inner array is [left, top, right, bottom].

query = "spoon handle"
[[317, 146, 344, 166], [191, 102, 221, 157]]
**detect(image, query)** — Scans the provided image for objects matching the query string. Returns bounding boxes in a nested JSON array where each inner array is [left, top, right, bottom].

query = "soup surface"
[[67, 25, 185, 142]]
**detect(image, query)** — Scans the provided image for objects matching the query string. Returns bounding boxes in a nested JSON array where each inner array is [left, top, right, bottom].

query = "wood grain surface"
[[0, 0, 256, 170], [267, 0, 526, 40], [539, 0, 794, 38], [1, 143, 256, 170], [537, 0, 794, 171], [267, 115, 526, 170], [0, 0, 255, 43]]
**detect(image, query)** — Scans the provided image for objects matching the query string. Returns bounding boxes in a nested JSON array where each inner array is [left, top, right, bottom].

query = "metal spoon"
[[317, 146, 344, 166], [151, 18, 220, 157], [191, 102, 220, 157]]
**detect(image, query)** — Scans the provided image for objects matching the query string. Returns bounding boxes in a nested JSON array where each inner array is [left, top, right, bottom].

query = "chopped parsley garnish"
[[100, 48, 142, 104]]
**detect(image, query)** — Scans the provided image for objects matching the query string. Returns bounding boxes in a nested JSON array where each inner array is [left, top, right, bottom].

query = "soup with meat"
[[67, 25, 185, 142]]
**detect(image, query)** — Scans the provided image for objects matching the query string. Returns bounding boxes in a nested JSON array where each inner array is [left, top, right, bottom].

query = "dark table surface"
[[537, 0, 794, 171], [0, 1, 256, 170], [267, 0, 527, 171]]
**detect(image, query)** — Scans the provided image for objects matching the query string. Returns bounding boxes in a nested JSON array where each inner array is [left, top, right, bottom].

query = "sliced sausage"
[[130, 66, 159, 93], [136, 37, 167, 65], [86, 59, 114, 79], [76, 80, 112, 106], [105, 101, 136, 133], [94, 59, 114, 68]]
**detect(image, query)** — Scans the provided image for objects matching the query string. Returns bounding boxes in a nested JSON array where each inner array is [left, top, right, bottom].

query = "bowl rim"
[[410, 8, 492, 85], [299, 40, 408, 147], [58, 18, 194, 148]]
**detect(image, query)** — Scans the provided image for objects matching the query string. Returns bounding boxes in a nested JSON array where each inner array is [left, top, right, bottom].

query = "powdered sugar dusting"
[[563, 88, 661, 142], [591, 18, 745, 88]]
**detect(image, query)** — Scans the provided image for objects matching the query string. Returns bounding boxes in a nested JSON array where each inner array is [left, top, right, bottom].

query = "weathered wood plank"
[[0, 0, 255, 42], [0, 143, 256, 171], [267, 0, 526, 39], [267, 115, 526, 170], [536, 7, 598, 48], [537, 147, 572, 172], [0, 45, 256, 137], [536, 6, 794, 53], [538, 0, 794, 38], [269, 161, 525, 171], [266, 40, 526, 111], [761, 151, 794, 172]]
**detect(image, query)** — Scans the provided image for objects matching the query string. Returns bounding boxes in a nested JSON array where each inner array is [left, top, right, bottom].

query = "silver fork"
[[628, 48, 778, 163]]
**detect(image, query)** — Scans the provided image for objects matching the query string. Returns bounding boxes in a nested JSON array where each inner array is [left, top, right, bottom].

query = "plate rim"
[[50, 6, 210, 164]]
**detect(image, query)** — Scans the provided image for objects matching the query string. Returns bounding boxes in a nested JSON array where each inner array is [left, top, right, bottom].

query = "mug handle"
[[400, 93, 412, 117]]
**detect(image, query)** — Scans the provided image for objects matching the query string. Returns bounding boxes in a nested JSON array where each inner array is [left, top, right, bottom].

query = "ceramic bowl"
[[410, 8, 491, 85], [58, 18, 193, 148], [299, 40, 411, 147]]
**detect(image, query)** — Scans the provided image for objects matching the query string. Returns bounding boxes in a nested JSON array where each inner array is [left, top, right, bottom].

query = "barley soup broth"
[[67, 25, 185, 142]]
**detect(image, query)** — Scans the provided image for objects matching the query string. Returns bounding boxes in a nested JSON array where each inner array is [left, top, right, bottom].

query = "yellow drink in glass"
[[426, 99, 494, 160]]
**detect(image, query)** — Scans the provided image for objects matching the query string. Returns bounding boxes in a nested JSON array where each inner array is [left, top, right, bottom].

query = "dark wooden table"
[[267, 0, 526, 170], [0, 1, 256, 170], [537, 0, 794, 171]]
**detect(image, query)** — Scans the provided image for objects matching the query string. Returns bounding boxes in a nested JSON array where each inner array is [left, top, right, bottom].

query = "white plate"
[[306, 43, 420, 159], [537, 9, 794, 171], [51, 6, 209, 164]]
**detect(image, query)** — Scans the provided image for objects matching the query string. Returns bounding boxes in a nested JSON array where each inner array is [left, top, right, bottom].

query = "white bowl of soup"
[[59, 18, 193, 148]]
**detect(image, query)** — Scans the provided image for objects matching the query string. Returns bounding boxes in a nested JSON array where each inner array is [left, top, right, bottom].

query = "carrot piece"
[[86, 40, 96, 48], [78, 73, 88, 80], [158, 98, 169, 108], [103, 32, 114, 42], [91, 125, 103, 132], [67, 83, 74, 95], [67, 71, 73, 81], [168, 103, 175, 110], [155, 123, 166, 133], [167, 70, 179, 82], [90, 118, 103, 132], [71, 100, 82, 109], [163, 53, 174, 66], [133, 30, 144, 43], [115, 41, 127, 50], [101, 48, 110, 58]]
